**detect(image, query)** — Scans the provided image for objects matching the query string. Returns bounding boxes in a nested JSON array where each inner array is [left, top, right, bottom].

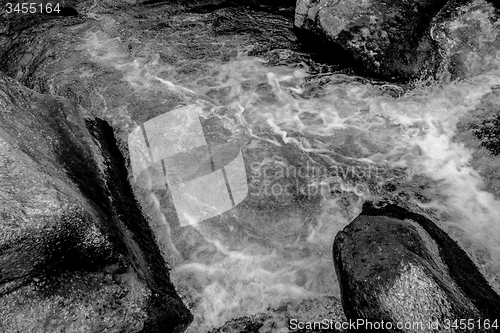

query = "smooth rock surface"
[[333, 202, 500, 332], [0, 72, 192, 332]]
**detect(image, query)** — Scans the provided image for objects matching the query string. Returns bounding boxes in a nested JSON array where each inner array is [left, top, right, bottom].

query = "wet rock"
[[455, 88, 500, 199], [0, 0, 81, 35], [458, 88, 500, 157], [294, 0, 447, 81], [235, 0, 296, 17], [471, 114, 500, 156], [142, 0, 295, 17], [0, 72, 192, 332], [333, 202, 500, 332], [294, 0, 500, 81], [0, 271, 148, 332], [0, 0, 301, 94], [210, 296, 347, 333], [431, 0, 500, 80]]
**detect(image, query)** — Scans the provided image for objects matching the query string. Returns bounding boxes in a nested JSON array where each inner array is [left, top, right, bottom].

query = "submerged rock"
[[455, 88, 500, 199], [209, 296, 347, 333], [0, 72, 192, 332], [333, 202, 500, 332], [294, 0, 447, 81]]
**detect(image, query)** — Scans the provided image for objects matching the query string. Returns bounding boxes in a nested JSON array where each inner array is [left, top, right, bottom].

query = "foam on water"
[[175, 56, 500, 330], [79, 28, 500, 331]]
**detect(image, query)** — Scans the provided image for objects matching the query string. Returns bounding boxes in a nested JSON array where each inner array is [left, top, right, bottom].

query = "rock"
[[431, 0, 500, 80], [294, 0, 500, 81], [294, 0, 448, 81], [142, 0, 295, 17], [0, 72, 192, 332], [0, 0, 300, 92], [0, 271, 149, 332], [455, 88, 500, 198], [472, 113, 500, 156], [209, 296, 347, 333], [333, 202, 500, 332]]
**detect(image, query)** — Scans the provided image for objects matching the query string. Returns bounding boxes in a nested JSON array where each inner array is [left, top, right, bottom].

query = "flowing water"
[[75, 11, 500, 332]]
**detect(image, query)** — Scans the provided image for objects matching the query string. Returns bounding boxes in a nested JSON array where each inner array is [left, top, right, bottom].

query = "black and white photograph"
[[1, 0, 500, 332]]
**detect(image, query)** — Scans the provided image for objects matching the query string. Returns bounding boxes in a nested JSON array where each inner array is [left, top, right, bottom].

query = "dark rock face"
[[141, 0, 296, 17], [294, 0, 500, 81], [333, 202, 500, 332], [471, 113, 500, 156], [0, 72, 192, 332], [294, 0, 448, 81]]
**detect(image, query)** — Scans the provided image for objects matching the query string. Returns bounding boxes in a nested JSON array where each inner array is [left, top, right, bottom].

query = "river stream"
[[64, 7, 500, 331]]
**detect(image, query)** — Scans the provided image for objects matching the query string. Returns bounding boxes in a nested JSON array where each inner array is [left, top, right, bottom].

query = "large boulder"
[[294, 0, 448, 81], [431, 0, 500, 80], [294, 0, 500, 81], [0, 72, 192, 332], [333, 202, 500, 332]]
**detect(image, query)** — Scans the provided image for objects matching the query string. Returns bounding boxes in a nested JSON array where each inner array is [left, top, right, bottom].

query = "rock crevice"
[[0, 72, 192, 332]]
